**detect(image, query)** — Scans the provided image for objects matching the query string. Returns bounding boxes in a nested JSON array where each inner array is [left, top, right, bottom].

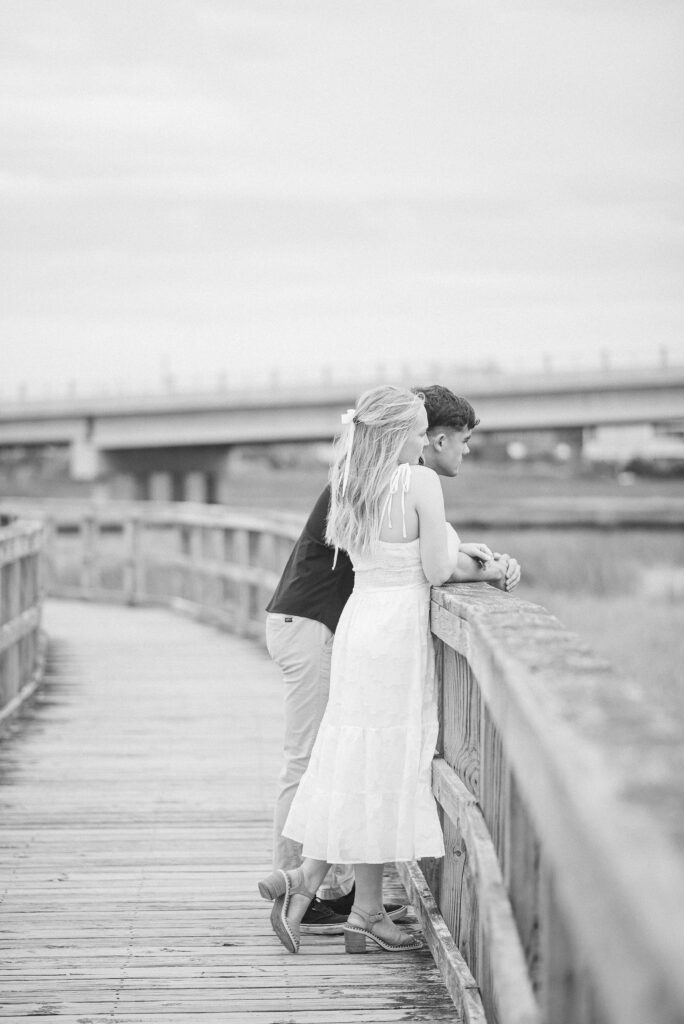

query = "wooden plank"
[[432, 759, 540, 1024], [0, 600, 462, 1022], [396, 858, 485, 1024], [0, 1013, 458, 1023]]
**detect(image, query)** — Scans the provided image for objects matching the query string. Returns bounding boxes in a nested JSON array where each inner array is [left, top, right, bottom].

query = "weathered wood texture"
[[0, 515, 45, 720], [431, 585, 684, 1024], [0, 600, 461, 1023]]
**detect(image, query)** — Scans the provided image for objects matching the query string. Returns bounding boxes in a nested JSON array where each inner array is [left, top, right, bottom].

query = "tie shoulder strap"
[[381, 463, 411, 538]]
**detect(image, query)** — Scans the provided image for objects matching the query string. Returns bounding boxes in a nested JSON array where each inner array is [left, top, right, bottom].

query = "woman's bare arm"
[[412, 466, 453, 586]]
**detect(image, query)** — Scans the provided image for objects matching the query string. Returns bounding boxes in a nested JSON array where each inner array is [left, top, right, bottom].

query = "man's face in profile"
[[424, 426, 472, 478]]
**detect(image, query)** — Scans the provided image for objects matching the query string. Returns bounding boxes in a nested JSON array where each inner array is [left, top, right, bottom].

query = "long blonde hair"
[[326, 385, 425, 554]]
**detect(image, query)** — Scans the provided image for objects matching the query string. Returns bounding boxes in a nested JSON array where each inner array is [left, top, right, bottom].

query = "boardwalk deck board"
[[0, 601, 461, 1023]]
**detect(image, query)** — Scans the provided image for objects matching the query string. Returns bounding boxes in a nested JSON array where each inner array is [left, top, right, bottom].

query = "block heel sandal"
[[264, 869, 316, 954], [343, 905, 422, 954], [257, 869, 287, 901]]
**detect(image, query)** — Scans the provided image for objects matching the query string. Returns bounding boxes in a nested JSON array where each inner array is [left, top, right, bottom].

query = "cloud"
[[1, 0, 682, 389]]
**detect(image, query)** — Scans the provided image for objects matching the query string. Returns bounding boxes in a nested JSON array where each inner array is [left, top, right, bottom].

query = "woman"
[[258, 385, 489, 954]]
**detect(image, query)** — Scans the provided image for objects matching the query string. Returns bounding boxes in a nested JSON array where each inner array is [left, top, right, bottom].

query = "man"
[[265, 385, 520, 935], [417, 385, 521, 589]]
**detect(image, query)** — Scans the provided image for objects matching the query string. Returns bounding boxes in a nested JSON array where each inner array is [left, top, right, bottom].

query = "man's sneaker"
[[318, 884, 409, 923], [300, 898, 349, 935]]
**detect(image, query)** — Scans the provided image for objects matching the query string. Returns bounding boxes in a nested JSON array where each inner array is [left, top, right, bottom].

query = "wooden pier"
[[0, 600, 458, 1023], [2, 501, 684, 1024]]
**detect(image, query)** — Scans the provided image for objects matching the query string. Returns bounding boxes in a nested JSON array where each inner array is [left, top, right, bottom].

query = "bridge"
[[1, 365, 683, 502], [2, 502, 684, 1023]]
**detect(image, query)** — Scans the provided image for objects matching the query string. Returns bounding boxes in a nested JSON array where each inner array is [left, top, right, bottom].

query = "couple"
[[259, 384, 520, 955]]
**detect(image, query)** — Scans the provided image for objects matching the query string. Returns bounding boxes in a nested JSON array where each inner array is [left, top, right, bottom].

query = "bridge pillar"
[[148, 472, 173, 502], [216, 451, 240, 505], [92, 448, 232, 503], [69, 438, 104, 482], [106, 474, 139, 500], [184, 471, 209, 503]]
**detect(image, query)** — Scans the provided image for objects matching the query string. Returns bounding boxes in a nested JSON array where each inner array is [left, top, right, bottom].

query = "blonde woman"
[[258, 385, 489, 954]]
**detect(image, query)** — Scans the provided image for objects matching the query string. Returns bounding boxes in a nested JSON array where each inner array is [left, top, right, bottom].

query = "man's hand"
[[490, 553, 521, 592]]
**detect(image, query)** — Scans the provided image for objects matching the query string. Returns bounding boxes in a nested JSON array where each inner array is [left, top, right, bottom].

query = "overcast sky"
[[1, 0, 682, 397]]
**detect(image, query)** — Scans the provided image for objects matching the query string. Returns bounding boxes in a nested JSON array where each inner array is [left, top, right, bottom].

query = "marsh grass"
[[523, 589, 684, 721], [458, 528, 684, 596], [461, 528, 684, 720]]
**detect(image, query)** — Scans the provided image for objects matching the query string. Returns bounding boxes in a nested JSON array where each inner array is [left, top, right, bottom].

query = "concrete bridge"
[[2, 502, 683, 1024], [1, 365, 683, 502]]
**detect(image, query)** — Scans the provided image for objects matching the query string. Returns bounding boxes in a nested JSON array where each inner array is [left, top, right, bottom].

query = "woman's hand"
[[459, 541, 494, 567]]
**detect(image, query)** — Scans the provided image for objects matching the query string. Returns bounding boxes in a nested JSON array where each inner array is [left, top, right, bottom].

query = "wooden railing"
[[0, 499, 302, 638], [1, 498, 682, 1024], [398, 585, 684, 1024], [0, 513, 45, 720]]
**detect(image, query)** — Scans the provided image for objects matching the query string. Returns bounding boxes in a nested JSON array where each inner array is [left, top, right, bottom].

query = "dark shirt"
[[266, 485, 354, 634]]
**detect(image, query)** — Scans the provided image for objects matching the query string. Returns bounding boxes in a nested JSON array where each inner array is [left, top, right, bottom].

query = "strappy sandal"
[[343, 904, 422, 953], [260, 868, 315, 954], [258, 868, 290, 901]]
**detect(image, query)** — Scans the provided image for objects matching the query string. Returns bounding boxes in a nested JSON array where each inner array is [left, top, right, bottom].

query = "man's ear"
[[430, 431, 447, 451]]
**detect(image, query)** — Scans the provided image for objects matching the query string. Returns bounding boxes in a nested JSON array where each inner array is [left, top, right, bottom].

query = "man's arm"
[[443, 522, 521, 590], [449, 552, 521, 592], [448, 552, 505, 585]]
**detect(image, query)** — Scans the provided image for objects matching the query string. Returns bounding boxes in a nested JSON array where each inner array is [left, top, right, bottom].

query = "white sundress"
[[282, 466, 445, 864]]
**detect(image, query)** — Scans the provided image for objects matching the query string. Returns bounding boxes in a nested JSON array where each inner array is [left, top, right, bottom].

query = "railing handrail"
[[0, 498, 304, 539]]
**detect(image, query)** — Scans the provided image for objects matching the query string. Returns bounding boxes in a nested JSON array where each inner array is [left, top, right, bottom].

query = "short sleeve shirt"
[[265, 485, 354, 634]]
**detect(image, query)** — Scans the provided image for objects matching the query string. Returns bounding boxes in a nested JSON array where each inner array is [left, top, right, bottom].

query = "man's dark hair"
[[414, 384, 479, 432]]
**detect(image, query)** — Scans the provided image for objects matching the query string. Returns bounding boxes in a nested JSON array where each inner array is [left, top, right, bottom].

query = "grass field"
[[214, 458, 684, 512], [521, 588, 684, 720]]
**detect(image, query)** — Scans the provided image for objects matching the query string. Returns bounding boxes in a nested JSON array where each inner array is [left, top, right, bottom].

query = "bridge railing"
[[1, 498, 682, 1024], [0, 513, 45, 719]]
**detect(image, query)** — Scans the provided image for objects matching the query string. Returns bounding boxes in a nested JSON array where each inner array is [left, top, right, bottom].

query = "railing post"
[[208, 526, 225, 616], [123, 514, 143, 605], [80, 513, 98, 597], [256, 530, 276, 633], [232, 529, 250, 635], [178, 523, 191, 606], [42, 517, 56, 597], [0, 558, 21, 707], [189, 524, 204, 611]]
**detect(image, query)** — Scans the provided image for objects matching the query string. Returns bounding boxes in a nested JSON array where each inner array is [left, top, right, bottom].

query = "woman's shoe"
[[267, 868, 316, 954], [343, 904, 422, 954], [319, 885, 409, 923], [258, 869, 288, 901]]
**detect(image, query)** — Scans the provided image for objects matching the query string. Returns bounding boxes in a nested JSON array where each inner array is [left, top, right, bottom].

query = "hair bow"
[[340, 407, 357, 497]]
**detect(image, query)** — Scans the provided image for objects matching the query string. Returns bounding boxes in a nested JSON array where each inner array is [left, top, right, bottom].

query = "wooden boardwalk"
[[0, 601, 459, 1023]]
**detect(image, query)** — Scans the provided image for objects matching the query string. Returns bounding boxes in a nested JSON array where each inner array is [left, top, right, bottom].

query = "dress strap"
[[380, 463, 411, 539]]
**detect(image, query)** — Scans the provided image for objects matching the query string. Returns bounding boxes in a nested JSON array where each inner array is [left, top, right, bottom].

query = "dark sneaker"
[[318, 885, 409, 923], [300, 898, 349, 935]]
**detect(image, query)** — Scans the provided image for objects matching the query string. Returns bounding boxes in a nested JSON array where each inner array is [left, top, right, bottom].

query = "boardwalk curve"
[[0, 600, 459, 1023]]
